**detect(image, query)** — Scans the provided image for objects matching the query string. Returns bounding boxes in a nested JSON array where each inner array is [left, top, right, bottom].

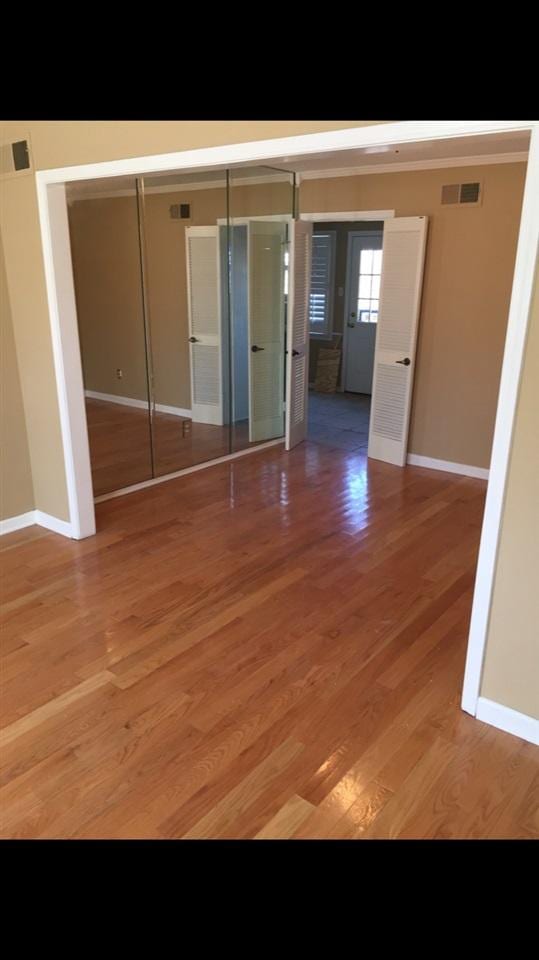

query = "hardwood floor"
[[86, 398, 263, 497], [1, 442, 537, 839]]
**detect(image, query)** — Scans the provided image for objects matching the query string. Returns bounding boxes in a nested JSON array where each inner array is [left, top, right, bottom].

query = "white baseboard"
[[85, 390, 191, 418], [0, 510, 73, 539], [476, 697, 539, 746], [407, 453, 489, 480], [154, 402, 192, 418], [0, 511, 36, 535], [35, 511, 73, 538]]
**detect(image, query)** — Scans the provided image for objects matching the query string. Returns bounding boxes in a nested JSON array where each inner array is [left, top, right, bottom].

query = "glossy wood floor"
[[86, 399, 262, 497], [1, 443, 537, 839]]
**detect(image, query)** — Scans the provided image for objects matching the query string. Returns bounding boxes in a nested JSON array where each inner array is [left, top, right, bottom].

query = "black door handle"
[[251, 345, 265, 352], [188, 336, 199, 343], [396, 357, 411, 366], [292, 349, 300, 357]]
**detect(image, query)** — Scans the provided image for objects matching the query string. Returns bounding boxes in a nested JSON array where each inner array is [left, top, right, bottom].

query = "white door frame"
[[341, 228, 385, 394], [35, 120, 539, 725]]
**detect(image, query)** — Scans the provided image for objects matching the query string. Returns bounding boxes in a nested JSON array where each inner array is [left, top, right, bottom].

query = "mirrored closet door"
[[141, 170, 230, 477], [228, 167, 295, 454], [68, 177, 153, 496], [67, 165, 295, 500]]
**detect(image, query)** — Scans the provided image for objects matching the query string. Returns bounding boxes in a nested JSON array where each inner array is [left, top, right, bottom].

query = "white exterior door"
[[344, 231, 383, 395], [286, 220, 313, 450], [368, 216, 428, 467], [247, 220, 287, 442], [185, 226, 223, 426]]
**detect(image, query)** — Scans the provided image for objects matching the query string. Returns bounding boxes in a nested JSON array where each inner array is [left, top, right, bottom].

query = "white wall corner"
[[34, 511, 74, 538], [0, 511, 36, 536], [0, 510, 74, 539]]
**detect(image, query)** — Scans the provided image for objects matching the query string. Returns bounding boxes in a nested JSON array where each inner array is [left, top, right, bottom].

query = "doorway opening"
[[307, 220, 383, 454]]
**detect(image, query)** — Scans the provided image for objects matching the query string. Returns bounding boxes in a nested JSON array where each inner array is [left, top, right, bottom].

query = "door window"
[[356, 248, 383, 323]]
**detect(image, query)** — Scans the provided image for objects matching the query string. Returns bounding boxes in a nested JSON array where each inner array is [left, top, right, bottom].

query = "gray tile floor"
[[307, 390, 371, 453]]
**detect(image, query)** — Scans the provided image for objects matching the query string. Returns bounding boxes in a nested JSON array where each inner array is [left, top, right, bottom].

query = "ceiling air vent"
[[441, 182, 481, 206], [170, 203, 191, 220]]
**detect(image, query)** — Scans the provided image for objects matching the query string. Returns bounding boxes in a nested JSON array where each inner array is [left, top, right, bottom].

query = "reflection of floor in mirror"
[[308, 390, 370, 453], [85, 399, 268, 497]]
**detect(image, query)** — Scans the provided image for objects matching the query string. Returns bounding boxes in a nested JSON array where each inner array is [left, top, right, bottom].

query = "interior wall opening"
[[307, 220, 384, 454]]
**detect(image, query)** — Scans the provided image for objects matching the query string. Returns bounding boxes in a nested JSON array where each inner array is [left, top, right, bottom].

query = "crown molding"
[[67, 172, 289, 203], [67, 152, 528, 202], [298, 151, 529, 181]]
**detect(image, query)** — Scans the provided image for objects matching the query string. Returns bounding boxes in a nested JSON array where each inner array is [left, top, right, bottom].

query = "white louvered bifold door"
[[185, 226, 223, 425], [286, 220, 313, 451], [247, 220, 287, 443], [368, 216, 428, 466]]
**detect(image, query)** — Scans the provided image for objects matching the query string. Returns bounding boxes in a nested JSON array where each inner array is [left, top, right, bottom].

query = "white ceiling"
[[66, 131, 529, 200]]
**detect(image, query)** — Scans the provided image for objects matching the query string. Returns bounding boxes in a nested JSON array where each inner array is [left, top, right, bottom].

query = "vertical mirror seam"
[[136, 176, 156, 478]]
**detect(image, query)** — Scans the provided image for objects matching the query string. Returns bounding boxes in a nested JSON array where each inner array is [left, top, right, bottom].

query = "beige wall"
[[301, 162, 526, 468], [0, 121, 382, 522], [0, 230, 34, 519], [0, 174, 68, 520], [480, 257, 539, 720]]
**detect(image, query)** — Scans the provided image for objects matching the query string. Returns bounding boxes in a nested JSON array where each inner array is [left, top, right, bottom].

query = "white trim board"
[[300, 210, 394, 222], [406, 454, 489, 480], [37, 122, 534, 187], [0, 510, 73, 538], [65, 155, 529, 203], [94, 438, 285, 504], [0, 511, 36, 535], [34, 119, 539, 740], [298, 151, 529, 182], [216, 214, 292, 225], [68, 172, 290, 203], [36, 181, 96, 540], [461, 126, 539, 717], [476, 698, 539, 747], [85, 390, 191, 418]]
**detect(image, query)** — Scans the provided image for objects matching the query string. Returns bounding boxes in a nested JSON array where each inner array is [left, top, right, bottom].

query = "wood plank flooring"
[[86, 398, 263, 497], [1, 442, 537, 839]]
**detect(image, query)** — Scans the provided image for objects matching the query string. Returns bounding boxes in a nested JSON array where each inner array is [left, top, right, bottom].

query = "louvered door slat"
[[368, 216, 428, 466], [185, 226, 224, 426]]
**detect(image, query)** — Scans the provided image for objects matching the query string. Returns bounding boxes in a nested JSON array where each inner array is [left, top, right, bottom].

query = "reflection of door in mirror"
[[142, 172, 230, 477], [247, 221, 286, 443], [225, 225, 249, 434], [228, 166, 294, 454], [185, 226, 224, 426]]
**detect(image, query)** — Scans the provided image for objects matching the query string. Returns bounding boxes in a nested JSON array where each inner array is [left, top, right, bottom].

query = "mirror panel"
[[68, 165, 296, 502], [141, 171, 230, 476], [67, 176, 153, 496], [228, 167, 295, 454]]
